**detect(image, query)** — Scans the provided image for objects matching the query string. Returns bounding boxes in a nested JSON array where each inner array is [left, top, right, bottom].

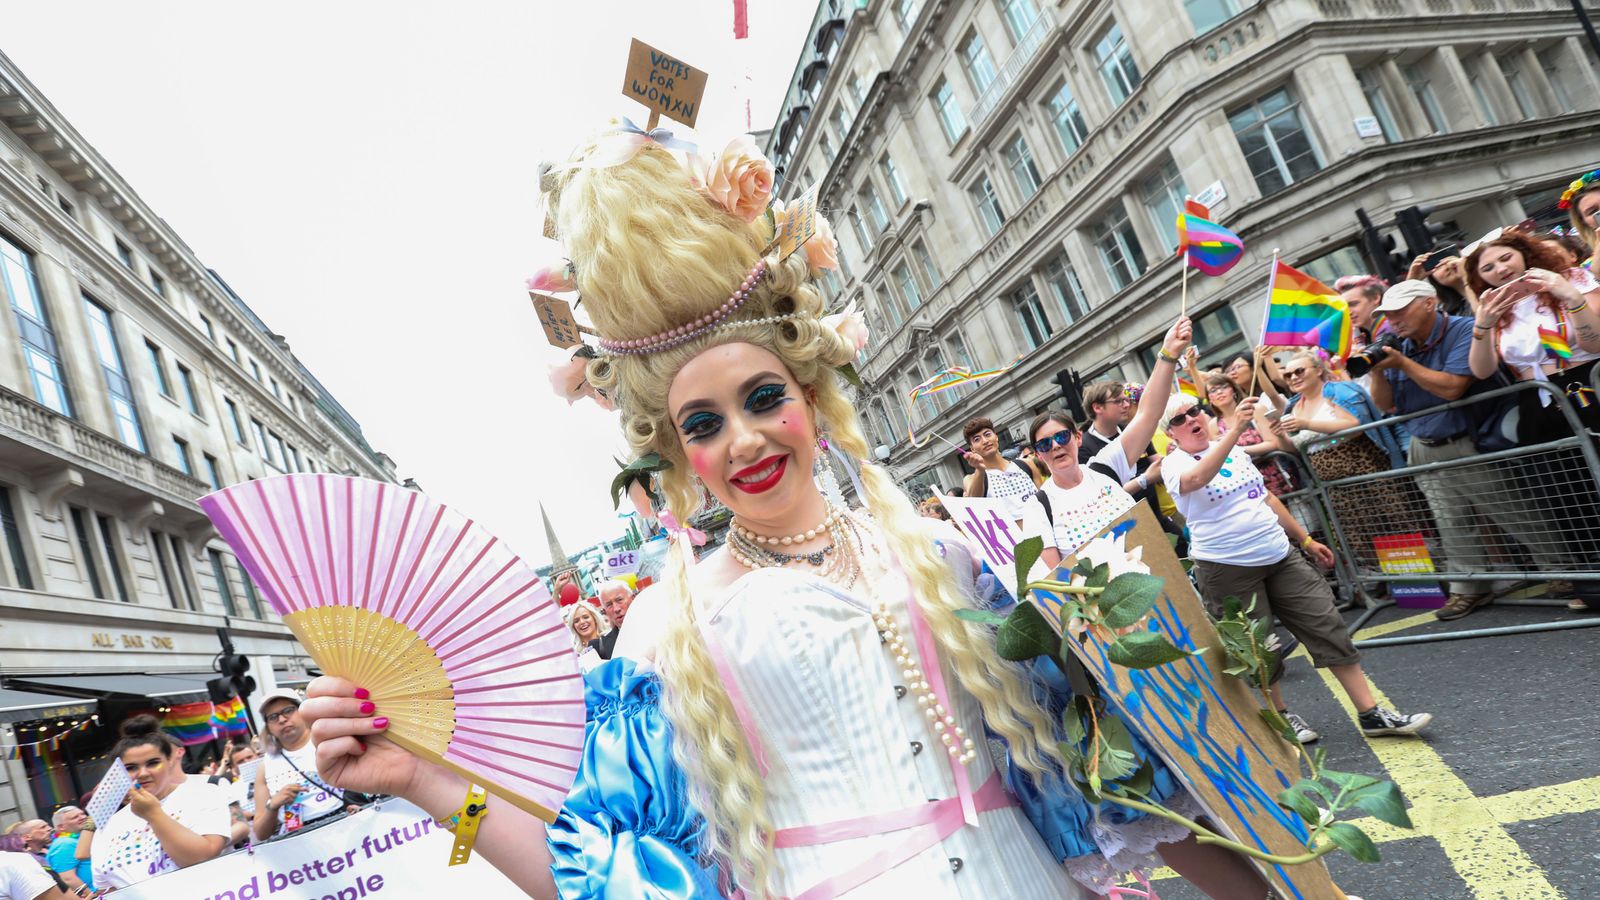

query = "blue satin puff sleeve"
[[547, 658, 725, 899]]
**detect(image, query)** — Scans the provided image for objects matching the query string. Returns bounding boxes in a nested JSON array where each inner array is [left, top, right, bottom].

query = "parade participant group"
[[10, 49, 1600, 900]]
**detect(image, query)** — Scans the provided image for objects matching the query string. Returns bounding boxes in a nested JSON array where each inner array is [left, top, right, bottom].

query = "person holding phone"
[[89, 716, 230, 890], [253, 690, 355, 840]]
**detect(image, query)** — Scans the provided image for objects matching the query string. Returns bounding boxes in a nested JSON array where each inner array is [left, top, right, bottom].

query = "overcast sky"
[[4, 1, 816, 566]]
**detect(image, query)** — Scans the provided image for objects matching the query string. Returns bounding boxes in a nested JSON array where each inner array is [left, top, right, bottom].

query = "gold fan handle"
[[440, 783, 489, 867]]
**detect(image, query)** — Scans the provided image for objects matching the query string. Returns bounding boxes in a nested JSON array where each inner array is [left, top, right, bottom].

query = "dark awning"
[[10, 673, 214, 705], [0, 687, 95, 725], [814, 18, 845, 55], [801, 58, 829, 92]]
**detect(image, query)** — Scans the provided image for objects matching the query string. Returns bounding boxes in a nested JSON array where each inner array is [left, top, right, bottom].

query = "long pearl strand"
[[875, 602, 977, 766]]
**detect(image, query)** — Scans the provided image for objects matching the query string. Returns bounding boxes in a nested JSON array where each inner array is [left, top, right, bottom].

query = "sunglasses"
[[1284, 366, 1310, 379], [1032, 431, 1075, 455], [1167, 407, 1204, 428]]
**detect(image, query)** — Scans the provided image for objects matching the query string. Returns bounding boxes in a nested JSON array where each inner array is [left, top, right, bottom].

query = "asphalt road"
[[1137, 599, 1600, 900]]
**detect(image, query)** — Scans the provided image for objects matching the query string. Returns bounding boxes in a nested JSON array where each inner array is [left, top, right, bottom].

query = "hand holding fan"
[[200, 475, 585, 822]]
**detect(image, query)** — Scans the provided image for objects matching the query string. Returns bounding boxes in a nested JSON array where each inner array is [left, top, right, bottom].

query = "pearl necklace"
[[877, 602, 977, 766], [726, 505, 861, 589], [731, 506, 842, 546]]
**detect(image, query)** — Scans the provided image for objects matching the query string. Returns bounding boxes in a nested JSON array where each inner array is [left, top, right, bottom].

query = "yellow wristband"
[[1300, 534, 1315, 548], [438, 784, 489, 866], [1157, 347, 1179, 363]]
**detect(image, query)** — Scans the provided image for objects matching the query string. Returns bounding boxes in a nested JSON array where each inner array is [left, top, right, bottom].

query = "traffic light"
[[214, 627, 255, 702], [1051, 369, 1080, 414], [1395, 204, 1450, 258], [1356, 208, 1406, 282]]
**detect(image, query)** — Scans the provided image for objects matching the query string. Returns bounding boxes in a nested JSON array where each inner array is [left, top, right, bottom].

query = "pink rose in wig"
[[546, 352, 614, 411], [703, 135, 774, 222], [803, 214, 840, 275], [821, 300, 870, 354]]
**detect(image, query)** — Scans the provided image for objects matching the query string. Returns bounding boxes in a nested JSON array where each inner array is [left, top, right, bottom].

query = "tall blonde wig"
[[543, 136, 1062, 895]]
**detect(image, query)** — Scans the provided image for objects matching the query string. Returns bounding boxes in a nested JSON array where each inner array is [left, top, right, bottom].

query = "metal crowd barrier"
[[1291, 379, 1600, 648]]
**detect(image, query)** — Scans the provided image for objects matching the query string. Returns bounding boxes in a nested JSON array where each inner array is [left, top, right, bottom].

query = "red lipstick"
[[731, 455, 788, 494]]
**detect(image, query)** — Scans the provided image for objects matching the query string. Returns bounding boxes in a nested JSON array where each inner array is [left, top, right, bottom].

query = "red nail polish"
[[354, 688, 370, 700], [359, 701, 375, 714], [354, 739, 366, 754], [372, 717, 389, 730]]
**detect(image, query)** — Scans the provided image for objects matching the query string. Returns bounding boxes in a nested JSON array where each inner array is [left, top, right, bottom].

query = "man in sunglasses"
[[1021, 317, 1192, 571]]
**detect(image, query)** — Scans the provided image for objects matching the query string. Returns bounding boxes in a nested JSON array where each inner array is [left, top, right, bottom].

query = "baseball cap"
[[256, 688, 304, 717], [1376, 280, 1436, 312]]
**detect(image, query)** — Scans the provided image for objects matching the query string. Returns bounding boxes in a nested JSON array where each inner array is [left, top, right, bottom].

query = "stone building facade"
[[765, 0, 1600, 492], [0, 49, 399, 819]]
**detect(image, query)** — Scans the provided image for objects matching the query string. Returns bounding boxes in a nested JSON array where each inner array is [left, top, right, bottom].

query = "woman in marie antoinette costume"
[[299, 125, 1278, 898]]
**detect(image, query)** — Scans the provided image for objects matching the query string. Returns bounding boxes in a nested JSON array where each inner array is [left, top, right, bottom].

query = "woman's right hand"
[[1232, 396, 1259, 431], [267, 782, 304, 812], [301, 676, 423, 801]]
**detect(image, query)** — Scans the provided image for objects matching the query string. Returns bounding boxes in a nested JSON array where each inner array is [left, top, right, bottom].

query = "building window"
[[269, 431, 288, 469], [830, 105, 852, 143], [1093, 22, 1142, 106], [932, 78, 968, 143], [1184, 0, 1239, 35], [999, 0, 1040, 40], [914, 240, 942, 289], [881, 155, 908, 206], [172, 436, 194, 475], [114, 239, 135, 269], [1004, 135, 1043, 200], [177, 364, 203, 416], [1042, 252, 1091, 325], [150, 529, 183, 608], [57, 195, 74, 218], [239, 559, 264, 617], [1229, 87, 1322, 196], [1405, 64, 1450, 134], [251, 418, 273, 464], [1538, 46, 1575, 113], [1092, 203, 1149, 291], [82, 296, 145, 452], [1140, 159, 1189, 254], [1497, 56, 1537, 118], [69, 507, 105, 599], [960, 32, 999, 95], [1046, 81, 1090, 155], [1011, 282, 1053, 349], [199, 313, 215, 343], [286, 444, 303, 472], [894, 0, 922, 34], [1467, 70, 1499, 126], [204, 453, 223, 490], [1357, 69, 1401, 142], [145, 341, 173, 396], [1, 234, 73, 417], [848, 75, 866, 109], [863, 183, 890, 232], [895, 263, 923, 310], [208, 548, 238, 617], [819, 132, 836, 163], [269, 376, 284, 402], [1298, 244, 1368, 287], [225, 397, 248, 446], [95, 513, 130, 602], [970, 174, 1007, 236], [248, 358, 263, 383], [1139, 304, 1245, 372], [0, 486, 32, 591], [848, 207, 874, 254], [150, 272, 166, 298], [226, 337, 241, 364]]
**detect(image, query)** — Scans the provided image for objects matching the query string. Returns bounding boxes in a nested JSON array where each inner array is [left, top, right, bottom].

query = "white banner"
[[933, 490, 1026, 575], [114, 799, 520, 899], [603, 548, 641, 577]]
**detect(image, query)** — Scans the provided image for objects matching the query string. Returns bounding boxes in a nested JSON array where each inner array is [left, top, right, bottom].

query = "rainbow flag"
[[1539, 326, 1573, 359], [1261, 261, 1351, 359], [210, 696, 249, 740], [1176, 213, 1245, 276], [162, 701, 217, 746], [1176, 373, 1201, 398]]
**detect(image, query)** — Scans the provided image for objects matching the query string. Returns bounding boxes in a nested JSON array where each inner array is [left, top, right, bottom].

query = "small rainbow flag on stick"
[[1176, 213, 1246, 276], [1261, 261, 1351, 359], [1539, 326, 1573, 359]]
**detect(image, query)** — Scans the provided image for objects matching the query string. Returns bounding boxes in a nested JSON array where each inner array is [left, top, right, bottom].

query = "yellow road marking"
[[1350, 610, 1436, 641]]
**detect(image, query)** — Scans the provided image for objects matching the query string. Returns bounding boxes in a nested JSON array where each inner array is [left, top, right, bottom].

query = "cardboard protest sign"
[[113, 799, 519, 899], [933, 490, 1023, 576], [772, 183, 820, 261], [621, 38, 707, 129], [1031, 504, 1346, 900], [530, 292, 584, 349], [86, 761, 133, 829]]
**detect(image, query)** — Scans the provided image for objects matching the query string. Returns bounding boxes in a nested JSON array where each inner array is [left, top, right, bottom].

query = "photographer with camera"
[[1367, 280, 1567, 620]]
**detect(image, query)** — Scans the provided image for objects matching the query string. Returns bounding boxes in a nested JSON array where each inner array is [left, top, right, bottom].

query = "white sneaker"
[[1285, 712, 1320, 744]]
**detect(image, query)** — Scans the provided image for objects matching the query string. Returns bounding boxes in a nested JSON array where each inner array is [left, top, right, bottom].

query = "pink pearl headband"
[[597, 258, 770, 356]]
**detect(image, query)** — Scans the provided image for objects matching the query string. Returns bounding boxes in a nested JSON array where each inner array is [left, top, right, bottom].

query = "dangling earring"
[[815, 431, 846, 508]]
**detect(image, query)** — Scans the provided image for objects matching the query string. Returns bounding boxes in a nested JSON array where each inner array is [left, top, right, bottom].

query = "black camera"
[[1345, 333, 1403, 378]]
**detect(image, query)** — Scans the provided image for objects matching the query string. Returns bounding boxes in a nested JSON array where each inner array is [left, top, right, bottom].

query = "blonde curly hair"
[[543, 137, 1062, 895]]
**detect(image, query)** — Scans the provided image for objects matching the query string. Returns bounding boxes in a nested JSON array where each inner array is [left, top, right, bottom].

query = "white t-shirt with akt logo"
[[1161, 444, 1290, 566], [91, 776, 230, 890]]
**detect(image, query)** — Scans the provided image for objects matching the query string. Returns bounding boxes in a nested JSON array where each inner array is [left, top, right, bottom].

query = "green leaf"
[[1180, 558, 1194, 573], [995, 601, 1058, 662], [1098, 746, 1140, 782], [1100, 573, 1165, 629], [1072, 558, 1096, 578], [1013, 537, 1044, 600], [1085, 563, 1111, 589], [1277, 783, 1323, 826], [1107, 631, 1195, 669], [1166, 532, 1181, 549], [1259, 708, 1298, 746], [1323, 822, 1381, 863], [953, 608, 1008, 626], [836, 362, 864, 388], [1346, 782, 1414, 829], [1320, 769, 1383, 793], [1121, 760, 1156, 798], [1063, 707, 1087, 747]]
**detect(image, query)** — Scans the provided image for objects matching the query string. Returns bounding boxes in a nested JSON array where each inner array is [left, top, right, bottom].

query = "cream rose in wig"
[[542, 137, 1064, 894]]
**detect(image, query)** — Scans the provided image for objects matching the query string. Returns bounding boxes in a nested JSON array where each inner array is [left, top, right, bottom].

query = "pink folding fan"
[[200, 474, 585, 822]]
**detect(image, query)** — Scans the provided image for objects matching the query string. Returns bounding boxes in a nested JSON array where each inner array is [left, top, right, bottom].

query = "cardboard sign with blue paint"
[[1031, 503, 1347, 900]]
